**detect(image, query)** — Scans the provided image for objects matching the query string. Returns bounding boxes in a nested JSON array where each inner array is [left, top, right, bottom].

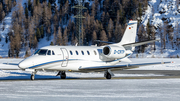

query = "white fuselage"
[[18, 45, 126, 72]]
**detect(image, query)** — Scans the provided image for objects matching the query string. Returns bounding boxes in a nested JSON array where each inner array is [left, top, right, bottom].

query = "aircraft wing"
[[79, 61, 171, 71], [0, 63, 20, 70]]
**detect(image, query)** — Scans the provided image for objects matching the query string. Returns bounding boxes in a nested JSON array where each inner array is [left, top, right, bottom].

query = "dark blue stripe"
[[27, 59, 78, 69]]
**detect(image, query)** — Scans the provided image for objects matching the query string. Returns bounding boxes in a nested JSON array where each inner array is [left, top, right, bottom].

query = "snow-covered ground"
[[0, 58, 180, 100], [0, 79, 180, 101]]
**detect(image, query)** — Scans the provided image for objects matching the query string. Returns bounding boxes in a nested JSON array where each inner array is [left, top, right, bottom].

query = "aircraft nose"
[[18, 61, 28, 69]]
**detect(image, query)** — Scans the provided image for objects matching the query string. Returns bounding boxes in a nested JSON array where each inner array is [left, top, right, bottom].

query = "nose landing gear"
[[31, 70, 37, 80]]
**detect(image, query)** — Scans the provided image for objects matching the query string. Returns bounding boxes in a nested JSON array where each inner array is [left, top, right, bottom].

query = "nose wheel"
[[31, 70, 37, 80], [31, 74, 35, 80]]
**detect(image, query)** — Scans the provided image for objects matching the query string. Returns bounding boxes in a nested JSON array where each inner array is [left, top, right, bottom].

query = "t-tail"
[[117, 20, 138, 51], [99, 20, 159, 62], [117, 20, 158, 51], [119, 20, 138, 45]]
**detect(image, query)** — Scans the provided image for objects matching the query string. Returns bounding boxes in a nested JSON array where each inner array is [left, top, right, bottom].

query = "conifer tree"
[[25, 7, 28, 19], [40, 25, 44, 38], [63, 27, 68, 45]]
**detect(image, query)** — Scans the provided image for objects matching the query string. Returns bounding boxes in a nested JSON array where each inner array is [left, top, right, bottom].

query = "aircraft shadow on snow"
[[0, 71, 77, 80]]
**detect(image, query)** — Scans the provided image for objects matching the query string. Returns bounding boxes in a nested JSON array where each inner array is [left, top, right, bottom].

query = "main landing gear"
[[56, 71, 66, 79], [105, 72, 111, 79], [104, 70, 114, 79], [31, 70, 37, 80]]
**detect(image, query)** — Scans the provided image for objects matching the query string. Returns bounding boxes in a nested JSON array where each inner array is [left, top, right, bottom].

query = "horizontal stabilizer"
[[94, 40, 115, 44], [123, 39, 159, 48]]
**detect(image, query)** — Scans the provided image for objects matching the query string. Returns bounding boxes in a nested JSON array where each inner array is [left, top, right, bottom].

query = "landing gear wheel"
[[31, 70, 37, 81], [60, 72, 66, 79], [31, 75, 35, 80], [106, 72, 111, 79]]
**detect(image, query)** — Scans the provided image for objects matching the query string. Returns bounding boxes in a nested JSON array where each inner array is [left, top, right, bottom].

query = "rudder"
[[119, 20, 138, 45]]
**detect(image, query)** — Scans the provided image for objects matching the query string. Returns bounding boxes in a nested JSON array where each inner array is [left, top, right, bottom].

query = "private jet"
[[2, 20, 170, 80]]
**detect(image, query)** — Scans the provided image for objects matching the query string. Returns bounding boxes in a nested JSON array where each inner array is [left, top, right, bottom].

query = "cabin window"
[[70, 51, 73, 55], [94, 51, 97, 55], [76, 51, 78, 55], [47, 50, 51, 55], [34, 49, 48, 55], [87, 51, 90, 55], [81, 51, 84, 55], [52, 51, 55, 55]]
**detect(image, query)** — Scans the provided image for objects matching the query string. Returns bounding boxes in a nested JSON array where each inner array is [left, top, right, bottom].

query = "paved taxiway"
[[1, 70, 180, 81]]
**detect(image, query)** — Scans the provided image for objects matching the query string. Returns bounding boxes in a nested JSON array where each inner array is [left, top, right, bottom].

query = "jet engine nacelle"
[[102, 46, 126, 59]]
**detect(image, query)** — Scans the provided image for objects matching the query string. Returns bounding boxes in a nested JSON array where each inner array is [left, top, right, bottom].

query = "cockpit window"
[[47, 50, 51, 55], [52, 51, 55, 55], [34, 49, 48, 55]]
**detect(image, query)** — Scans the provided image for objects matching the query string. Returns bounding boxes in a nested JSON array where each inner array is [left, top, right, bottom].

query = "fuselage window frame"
[[94, 50, 97, 55], [87, 51, 90, 55], [70, 51, 73, 55], [76, 51, 79, 55], [81, 51, 84, 55]]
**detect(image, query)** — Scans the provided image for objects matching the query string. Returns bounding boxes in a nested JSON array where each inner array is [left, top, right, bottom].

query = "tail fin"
[[119, 20, 138, 45]]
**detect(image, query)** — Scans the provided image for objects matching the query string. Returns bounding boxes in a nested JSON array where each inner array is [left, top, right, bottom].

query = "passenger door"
[[61, 48, 69, 67]]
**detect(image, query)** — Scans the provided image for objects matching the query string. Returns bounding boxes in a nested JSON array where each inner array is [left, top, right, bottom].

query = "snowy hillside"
[[0, 13, 12, 57], [0, 0, 179, 58], [142, 0, 180, 27], [133, 0, 180, 58], [0, 0, 55, 57]]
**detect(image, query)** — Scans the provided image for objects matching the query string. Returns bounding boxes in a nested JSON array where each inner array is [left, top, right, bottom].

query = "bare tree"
[[100, 30, 108, 46], [107, 18, 114, 41], [114, 24, 123, 42], [92, 30, 97, 45], [163, 21, 168, 49], [46, 26, 51, 41], [175, 22, 180, 49], [63, 27, 68, 45], [28, 20, 35, 49], [56, 27, 63, 45]]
